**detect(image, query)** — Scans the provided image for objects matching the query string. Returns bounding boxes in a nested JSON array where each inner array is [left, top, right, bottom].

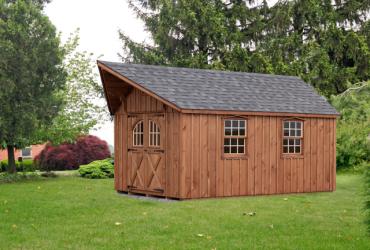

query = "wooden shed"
[[98, 60, 339, 199]]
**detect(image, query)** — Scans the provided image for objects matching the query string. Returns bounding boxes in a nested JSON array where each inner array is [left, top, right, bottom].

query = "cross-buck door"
[[127, 113, 165, 194]]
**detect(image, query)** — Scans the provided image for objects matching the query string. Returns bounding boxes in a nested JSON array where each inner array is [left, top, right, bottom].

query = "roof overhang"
[[98, 61, 181, 115]]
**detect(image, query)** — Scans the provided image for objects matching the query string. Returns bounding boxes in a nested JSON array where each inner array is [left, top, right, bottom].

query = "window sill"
[[222, 154, 248, 160], [281, 154, 304, 159]]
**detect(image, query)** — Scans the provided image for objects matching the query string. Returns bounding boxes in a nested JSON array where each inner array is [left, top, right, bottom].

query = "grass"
[[0, 174, 368, 249], [365, 167, 370, 232]]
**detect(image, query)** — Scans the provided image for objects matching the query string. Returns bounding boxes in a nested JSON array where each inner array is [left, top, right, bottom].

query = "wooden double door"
[[127, 113, 166, 194]]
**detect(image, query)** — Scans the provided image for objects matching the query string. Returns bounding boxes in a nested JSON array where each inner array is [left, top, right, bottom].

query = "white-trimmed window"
[[283, 120, 303, 154], [133, 121, 144, 146], [149, 120, 160, 147], [224, 119, 246, 154], [21, 147, 32, 158]]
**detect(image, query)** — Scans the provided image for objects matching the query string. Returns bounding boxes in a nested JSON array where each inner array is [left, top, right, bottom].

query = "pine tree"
[[120, 0, 370, 97]]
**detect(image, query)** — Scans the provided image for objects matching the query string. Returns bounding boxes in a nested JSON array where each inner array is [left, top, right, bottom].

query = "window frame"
[[149, 120, 161, 148], [21, 147, 32, 159], [132, 120, 144, 147], [281, 118, 304, 158], [222, 116, 248, 159]]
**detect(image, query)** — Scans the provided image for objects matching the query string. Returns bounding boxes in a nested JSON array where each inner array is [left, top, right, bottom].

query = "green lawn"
[[0, 174, 368, 249]]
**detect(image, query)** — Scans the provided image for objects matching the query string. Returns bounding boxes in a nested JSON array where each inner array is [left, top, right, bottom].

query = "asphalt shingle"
[[99, 61, 339, 115]]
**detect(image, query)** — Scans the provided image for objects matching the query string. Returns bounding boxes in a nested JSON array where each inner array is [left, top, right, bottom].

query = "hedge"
[[0, 172, 41, 184], [0, 159, 36, 172]]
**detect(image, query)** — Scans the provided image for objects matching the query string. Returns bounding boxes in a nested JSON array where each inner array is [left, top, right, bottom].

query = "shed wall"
[[114, 88, 336, 199], [179, 114, 336, 199]]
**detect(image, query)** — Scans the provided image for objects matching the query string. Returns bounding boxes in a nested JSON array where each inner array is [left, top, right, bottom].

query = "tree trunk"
[[7, 145, 16, 174]]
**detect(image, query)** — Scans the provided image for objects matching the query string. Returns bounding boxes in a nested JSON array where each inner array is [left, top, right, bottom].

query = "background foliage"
[[331, 82, 370, 170]]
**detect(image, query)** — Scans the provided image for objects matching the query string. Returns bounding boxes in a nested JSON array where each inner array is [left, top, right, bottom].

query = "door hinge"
[[148, 149, 164, 153], [151, 113, 165, 117]]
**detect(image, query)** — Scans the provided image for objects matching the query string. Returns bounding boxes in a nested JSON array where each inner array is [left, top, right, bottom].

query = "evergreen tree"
[[120, 0, 370, 96]]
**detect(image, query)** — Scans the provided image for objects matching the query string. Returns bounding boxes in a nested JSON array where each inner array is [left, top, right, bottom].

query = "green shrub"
[[0, 172, 41, 184], [1, 160, 21, 172], [78, 159, 114, 179], [21, 159, 36, 172], [1, 159, 37, 172]]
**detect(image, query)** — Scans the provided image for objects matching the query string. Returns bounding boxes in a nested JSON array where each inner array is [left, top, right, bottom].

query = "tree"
[[35, 30, 107, 145], [0, 0, 66, 173], [120, 0, 370, 96], [331, 81, 370, 169]]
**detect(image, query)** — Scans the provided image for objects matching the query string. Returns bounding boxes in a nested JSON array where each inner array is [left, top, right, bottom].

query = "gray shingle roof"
[[99, 61, 339, 115]]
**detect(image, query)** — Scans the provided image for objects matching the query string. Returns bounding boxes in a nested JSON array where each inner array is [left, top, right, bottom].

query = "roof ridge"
[[98, 60, 301, 80]]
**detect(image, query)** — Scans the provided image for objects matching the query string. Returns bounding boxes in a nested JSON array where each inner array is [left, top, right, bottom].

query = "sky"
[[44, 0, 279, 145]]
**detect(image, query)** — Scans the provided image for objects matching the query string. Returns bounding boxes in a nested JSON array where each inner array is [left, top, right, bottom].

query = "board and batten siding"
[[114, 89, 182, 198], [178, 114, 336, 199]]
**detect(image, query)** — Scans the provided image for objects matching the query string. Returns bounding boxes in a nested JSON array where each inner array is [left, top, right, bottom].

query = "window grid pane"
[[283, 121, 303, 154], [149, 120, 160, 147], [133, 121, 144, 146], [224, 119, 247, 154]]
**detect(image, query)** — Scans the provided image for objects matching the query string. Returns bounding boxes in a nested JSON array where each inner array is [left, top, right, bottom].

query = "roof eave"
[[97, 64, 114, 115], [181, 108, 339, 118]]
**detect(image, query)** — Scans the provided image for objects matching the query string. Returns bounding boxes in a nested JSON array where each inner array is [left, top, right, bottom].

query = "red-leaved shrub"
[[35, 135, 111, 171], [75, 135, 111, 165]]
